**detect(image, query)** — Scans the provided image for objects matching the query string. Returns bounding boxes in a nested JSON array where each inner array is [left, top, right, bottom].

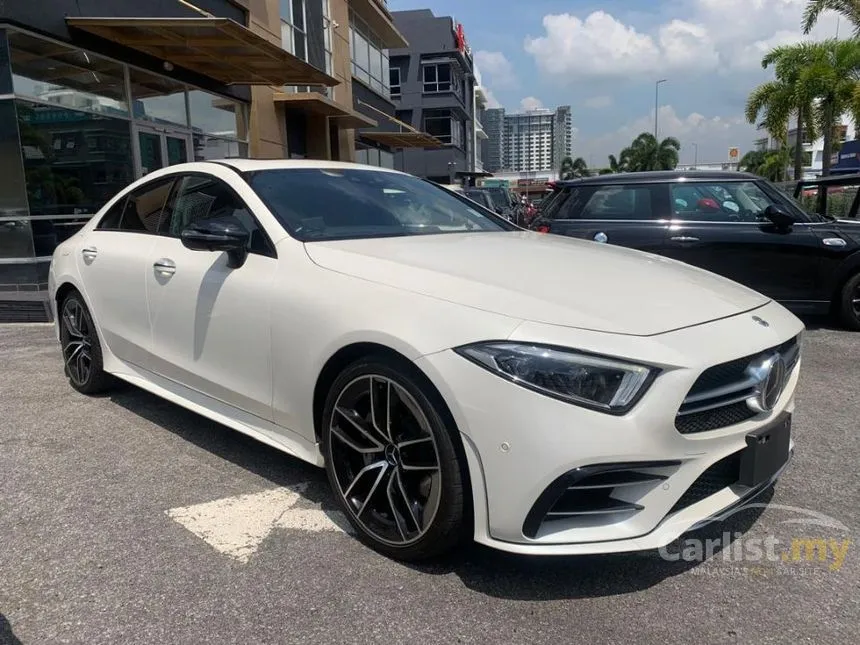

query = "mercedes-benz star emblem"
[[746, 354, 787, 413], [752, 315, 770, 327]]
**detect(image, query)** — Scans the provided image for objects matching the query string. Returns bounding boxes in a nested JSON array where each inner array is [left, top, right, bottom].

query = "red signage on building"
[[455, 23, 467, 53]]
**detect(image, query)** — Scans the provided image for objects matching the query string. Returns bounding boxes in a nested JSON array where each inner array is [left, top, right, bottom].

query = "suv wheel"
[[321, 356, 467, 561], [837, 272, 860, 331]]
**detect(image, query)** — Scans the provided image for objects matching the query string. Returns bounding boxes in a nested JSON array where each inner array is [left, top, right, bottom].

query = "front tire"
[[837, 272, 860, 331], [321, 356, 467, 561], [59, 291, 114, 394]]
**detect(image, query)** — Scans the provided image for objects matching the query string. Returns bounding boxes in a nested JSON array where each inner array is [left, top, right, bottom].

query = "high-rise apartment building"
[[484, 105, 572, 174]]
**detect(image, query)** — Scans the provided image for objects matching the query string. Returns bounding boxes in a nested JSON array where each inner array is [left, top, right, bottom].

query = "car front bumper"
[[415, 300, 805, 555]]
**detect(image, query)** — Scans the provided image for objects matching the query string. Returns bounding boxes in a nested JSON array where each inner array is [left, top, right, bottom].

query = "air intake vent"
[[523, 461, 680, 539]]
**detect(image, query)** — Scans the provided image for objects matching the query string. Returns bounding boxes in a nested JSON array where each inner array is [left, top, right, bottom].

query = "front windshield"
[[247, 168, 513, 241]]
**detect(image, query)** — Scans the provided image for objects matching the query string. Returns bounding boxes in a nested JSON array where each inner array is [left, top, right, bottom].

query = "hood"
[[304, 232, 770, 336]]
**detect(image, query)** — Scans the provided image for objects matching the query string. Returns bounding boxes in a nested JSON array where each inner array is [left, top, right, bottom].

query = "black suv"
[[529, 170, 860, 329]]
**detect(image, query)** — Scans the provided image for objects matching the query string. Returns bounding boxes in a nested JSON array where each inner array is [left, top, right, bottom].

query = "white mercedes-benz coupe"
[[49, 160, 804, 561]]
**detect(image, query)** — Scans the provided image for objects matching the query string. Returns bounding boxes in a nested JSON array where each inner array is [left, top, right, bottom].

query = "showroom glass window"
[[1, 26, 249, 270], [349, 8, 391, 97]]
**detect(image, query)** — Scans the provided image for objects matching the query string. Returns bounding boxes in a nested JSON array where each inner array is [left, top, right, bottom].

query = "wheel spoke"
[[64, 341, 85, 366], [397, 437, 433, 450], [63, 305, 84, 338], [400, 463, 440, 472], [334, 408, 385, 452], [343, 460, 387, 506], [369, 377, 393, 442], [356, 463, 389, 517], [385, 470, 408, 540], [395, 469, 421, 532]]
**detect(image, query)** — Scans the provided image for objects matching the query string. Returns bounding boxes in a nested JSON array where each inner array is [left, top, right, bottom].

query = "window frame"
[[389, 67, 401, 98], [158, 172, 278, 258], [94, 176, 176, 234]]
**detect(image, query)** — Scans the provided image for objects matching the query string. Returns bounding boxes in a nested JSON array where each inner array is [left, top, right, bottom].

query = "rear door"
[[536, 182, 670, 254], [660, 180, 824, 303], [78, 176, 174, 367]]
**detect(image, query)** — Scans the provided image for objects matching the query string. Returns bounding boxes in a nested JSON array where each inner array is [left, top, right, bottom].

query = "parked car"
[[50, 160, 802, 561], [530, 170, 860, 330]]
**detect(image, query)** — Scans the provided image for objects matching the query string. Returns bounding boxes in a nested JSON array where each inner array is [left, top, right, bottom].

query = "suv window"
[[671, 181, 786, 222], [97, 177, 174, 233], [161, 174, 274, 256], [544, 184, 657, 220]]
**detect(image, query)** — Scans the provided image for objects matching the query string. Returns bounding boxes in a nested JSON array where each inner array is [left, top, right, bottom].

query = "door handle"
[[670, 236, 700, 243], [153, 258, 176, 276], [81, 246, 98, 260], [822, 237, 847, 247]]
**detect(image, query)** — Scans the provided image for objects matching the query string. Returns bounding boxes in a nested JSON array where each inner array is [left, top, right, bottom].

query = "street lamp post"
[[654, 79, 667, 139], [692, 142, 698, 167]]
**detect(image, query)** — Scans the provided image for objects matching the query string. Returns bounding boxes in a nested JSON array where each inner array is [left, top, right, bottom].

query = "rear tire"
[[837, 272, 860, 331], [321, 355, 467, 561], [59, 291, 114, 394]]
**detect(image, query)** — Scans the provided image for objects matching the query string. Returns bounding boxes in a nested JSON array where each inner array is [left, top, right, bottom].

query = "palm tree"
[[559, 156, 574, 180], [798, 39, 860, 175], [559, 156, 589, 179], [607, 151, 630, 173], [802, 0, 860, 35], [757, 43, 819, 180], [571, 157, 589, 177], [739, 150, 768, 176], [623, 133, 681, 171]]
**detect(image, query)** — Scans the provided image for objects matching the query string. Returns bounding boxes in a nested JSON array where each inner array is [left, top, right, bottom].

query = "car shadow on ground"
[[0, 612, 23, 645], [108, 381, 774, 601]]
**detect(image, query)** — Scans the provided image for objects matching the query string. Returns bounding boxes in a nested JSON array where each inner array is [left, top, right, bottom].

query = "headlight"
[[454, 342, 658, 414]]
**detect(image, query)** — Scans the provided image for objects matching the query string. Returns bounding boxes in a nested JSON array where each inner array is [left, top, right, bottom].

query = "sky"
[[385, 0, 844, 168]]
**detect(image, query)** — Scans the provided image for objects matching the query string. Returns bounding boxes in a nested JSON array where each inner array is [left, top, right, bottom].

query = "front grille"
[[668, 450, 742, 514], [675, 335, 800, 434]]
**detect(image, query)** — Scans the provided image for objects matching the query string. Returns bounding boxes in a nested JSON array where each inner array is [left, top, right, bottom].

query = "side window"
[[161, 175, 274, 256], [580, 185, 655, 220], [670, 182, 775, 222], [120, 178, 175, 233], [96, 196, 128, 230]]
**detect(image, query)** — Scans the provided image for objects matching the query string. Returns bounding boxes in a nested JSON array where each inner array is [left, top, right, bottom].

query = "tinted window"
[[96, 197, 127, 230], [161, 175, 273, 256], [543, 185, 656, 221], [248, 168, 512, 242], [100, 178, 174, 233], [670, 182, 780, 222]]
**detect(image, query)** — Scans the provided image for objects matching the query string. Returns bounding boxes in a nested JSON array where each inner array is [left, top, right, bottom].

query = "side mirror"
[[764, 204, 795, 230], [181, 216, 250, 268]]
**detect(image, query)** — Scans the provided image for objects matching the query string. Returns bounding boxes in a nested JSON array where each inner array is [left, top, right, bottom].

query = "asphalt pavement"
[[1, 322, 858, 644]]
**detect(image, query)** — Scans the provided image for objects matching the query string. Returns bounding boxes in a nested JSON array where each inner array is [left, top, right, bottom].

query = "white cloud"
[[576, 105, 756, 167], [481, 86, 502, 109], [524, 0, 843, 80], [474, 50, 518, 89], [519, 96, 544, 111], [584, 95, 613, 109]]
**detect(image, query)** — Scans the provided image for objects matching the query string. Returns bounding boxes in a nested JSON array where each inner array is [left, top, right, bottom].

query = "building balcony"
[[475, 118, 488, 139]]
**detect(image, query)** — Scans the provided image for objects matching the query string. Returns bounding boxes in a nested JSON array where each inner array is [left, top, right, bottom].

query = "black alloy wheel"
[[59, 292, 113, 394], [322, 356, 467, 561]]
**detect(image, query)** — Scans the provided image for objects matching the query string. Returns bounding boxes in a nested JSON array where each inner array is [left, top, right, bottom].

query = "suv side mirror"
[[764, 204, 796, 230], [181, 216, 250, 268]]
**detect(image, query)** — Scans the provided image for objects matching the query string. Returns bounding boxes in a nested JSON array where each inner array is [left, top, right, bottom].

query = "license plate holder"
[[739, 414, 791, 488]]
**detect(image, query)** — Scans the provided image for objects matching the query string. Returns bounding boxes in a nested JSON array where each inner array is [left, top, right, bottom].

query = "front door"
[[145, 171, 279, 420], [660, 180, 823, 304], [536, 182, 670, 254], [134, 124, 192, 178]]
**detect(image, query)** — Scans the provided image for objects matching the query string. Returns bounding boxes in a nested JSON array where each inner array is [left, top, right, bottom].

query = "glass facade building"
[[0, 27, 248, 320]]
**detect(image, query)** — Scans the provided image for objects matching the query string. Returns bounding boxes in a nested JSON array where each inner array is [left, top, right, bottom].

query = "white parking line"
[[166, 484, 352, 563]]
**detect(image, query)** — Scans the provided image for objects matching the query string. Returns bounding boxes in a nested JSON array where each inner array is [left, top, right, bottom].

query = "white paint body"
[[49, 159, 805, 555]]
